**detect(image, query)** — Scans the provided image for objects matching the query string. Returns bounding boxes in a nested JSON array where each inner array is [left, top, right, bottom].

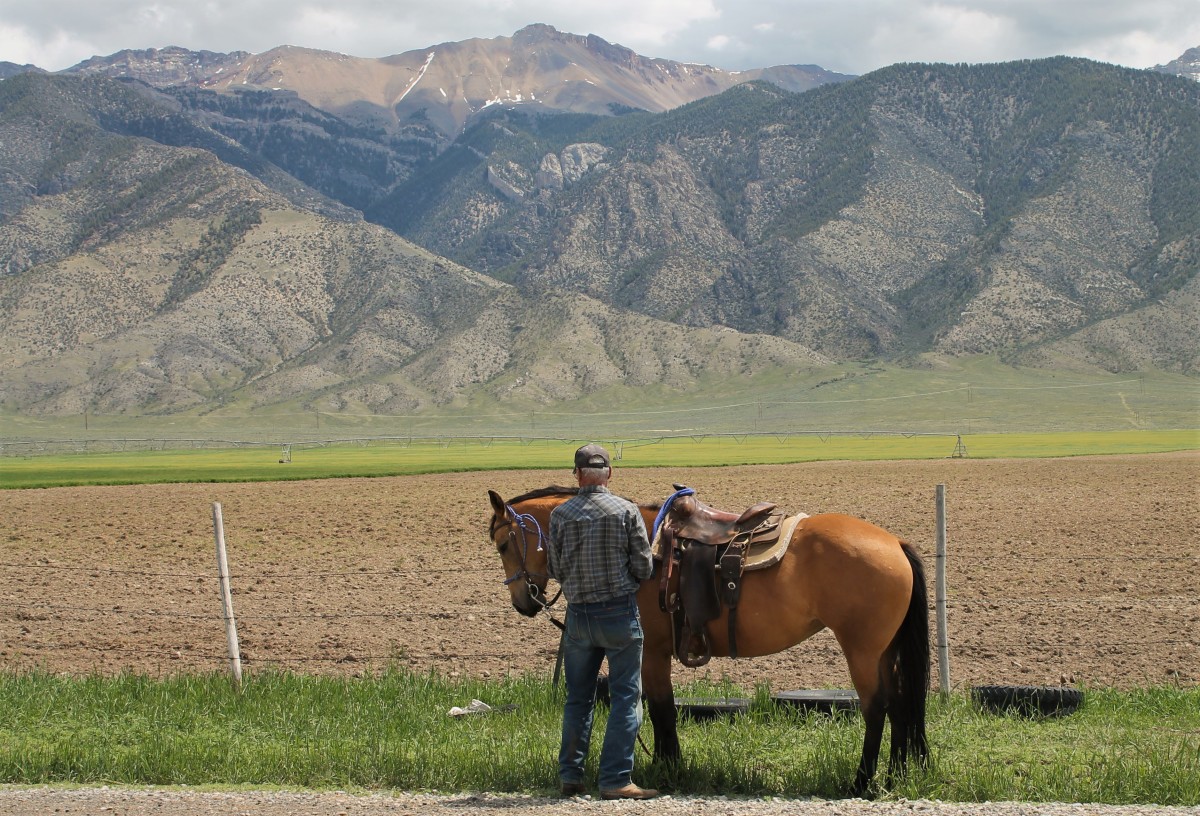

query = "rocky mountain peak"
[[0, 62, 45, 79], [56, 28, 852, 147], [511, 23, 569, 43], [1152, 46, 1200, 82], [68, 46, 251, 85]]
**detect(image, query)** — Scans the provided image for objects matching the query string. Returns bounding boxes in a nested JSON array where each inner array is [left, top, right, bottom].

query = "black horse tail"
[[892, 541, 930, 764]]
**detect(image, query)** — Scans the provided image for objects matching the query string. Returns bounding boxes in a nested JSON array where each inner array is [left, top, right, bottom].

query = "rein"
[[498, 504, 562, 611]]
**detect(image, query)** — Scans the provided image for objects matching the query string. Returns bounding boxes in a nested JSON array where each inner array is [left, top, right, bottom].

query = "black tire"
[[771, 689, 860, 715], [675, 697, 751, 721], [971, 685, 1084, 717]]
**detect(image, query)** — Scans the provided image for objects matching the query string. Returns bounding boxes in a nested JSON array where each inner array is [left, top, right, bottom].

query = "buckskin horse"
[[486, 485, 929, 796]]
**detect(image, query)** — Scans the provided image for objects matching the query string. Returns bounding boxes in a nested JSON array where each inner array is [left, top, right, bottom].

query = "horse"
[[486, 485, 929, 796]]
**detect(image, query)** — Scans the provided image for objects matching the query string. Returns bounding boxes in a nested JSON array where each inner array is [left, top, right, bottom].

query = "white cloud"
[[0, 23, 41, 66], [567, 0, 722, 49], [286, 7, 362, 51], [1, 0, 1196, 74], [134, 5, 167, 28], [867, 4, 1021, 66], [1072, 24, 1200, 69], [0, 22, 93, 68]]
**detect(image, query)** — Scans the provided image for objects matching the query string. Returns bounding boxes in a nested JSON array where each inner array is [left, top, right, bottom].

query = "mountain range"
[[64, 26, 852, 146], [0, 30, 1197, 416]]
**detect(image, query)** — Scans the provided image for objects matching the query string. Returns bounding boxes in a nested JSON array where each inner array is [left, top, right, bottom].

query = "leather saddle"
[[654, 485, 804, 667], [666, 493, 779, 547]]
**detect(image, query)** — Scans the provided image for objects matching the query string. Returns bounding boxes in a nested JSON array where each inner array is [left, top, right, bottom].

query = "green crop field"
[[1, 430, 1196, 489], [3, 358, 1195, 488]]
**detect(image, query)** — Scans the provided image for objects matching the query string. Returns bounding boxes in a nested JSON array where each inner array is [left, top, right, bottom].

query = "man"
[[546, 443, 658, 800]]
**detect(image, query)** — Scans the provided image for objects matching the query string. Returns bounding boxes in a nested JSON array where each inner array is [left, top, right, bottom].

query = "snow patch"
[[396, 50, 436, 104]]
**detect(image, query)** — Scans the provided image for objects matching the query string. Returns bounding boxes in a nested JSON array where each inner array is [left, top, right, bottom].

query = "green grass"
[[0, 430, 1196, 488], [0, 670, 1196, 803], [3, 357, 1197, 441], [2, 356, 1195, 487]]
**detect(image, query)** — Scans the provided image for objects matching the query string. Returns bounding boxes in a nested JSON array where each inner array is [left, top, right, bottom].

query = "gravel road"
[[1, 788, 1197, 816]]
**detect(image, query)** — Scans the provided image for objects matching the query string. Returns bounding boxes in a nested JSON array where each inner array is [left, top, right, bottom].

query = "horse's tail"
[[892, 541, 930, 763]]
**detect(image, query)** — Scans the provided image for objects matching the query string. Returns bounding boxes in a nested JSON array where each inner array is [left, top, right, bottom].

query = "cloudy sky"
[[2, 0, 1197, 75]]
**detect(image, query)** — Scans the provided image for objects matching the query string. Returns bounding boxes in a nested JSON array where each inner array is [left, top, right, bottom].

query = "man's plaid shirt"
[[547, 485, 653, 604]]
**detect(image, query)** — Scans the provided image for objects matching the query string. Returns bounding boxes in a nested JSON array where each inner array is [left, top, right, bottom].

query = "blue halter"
[[501, 505, 547, 586], [652, 486, 695, 540]]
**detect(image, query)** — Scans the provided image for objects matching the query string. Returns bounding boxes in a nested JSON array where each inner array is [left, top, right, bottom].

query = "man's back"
[[549, 487, 652, 604]]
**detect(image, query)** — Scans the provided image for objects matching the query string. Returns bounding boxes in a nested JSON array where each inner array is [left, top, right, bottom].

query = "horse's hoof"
[[848, 775, 876, 800]]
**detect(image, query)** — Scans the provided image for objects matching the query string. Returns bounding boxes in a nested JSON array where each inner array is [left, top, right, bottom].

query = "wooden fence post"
[[935, 484, 951, 695], [212, 502, 243, 689]]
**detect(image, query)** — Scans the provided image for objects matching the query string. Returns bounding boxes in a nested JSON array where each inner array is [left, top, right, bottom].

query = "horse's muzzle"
[[512, 599, 541, 618]]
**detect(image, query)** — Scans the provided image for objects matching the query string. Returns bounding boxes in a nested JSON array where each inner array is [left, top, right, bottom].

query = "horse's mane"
[[506, 485, 579, 505], [505, 484, 661, 512]]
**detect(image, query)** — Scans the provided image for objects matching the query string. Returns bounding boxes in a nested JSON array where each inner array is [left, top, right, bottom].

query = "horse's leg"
[[885, 647, 913, 789], [637, 574, 680, 765], [846, 612, 930, 794], [887, 678, 908, 781], [642, 650, 680, 763], [842, 645, 888, 798]]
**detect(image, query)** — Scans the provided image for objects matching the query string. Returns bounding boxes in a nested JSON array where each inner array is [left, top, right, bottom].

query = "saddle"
[[653, 485, 805, 668]]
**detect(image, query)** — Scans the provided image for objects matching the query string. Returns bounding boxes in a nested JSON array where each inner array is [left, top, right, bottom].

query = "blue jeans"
[[559, 594, 644, 790]]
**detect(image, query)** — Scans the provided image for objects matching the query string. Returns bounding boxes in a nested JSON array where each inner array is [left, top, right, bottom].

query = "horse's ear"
[[488, 489, 506, 517]]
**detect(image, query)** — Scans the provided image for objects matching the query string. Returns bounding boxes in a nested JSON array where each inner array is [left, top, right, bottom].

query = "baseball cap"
[[573, 443, 611, 471]]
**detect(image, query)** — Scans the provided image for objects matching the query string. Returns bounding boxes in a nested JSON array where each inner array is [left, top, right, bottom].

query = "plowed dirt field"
[[3, 453, 1197, 690]]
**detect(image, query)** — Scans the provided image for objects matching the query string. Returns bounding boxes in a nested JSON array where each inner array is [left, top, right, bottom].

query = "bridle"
[[494, 504, 562, 611]]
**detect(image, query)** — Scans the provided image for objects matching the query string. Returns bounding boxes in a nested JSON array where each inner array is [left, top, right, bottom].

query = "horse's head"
[[487, 486, 661, 617], [487, 488, 564, 617]]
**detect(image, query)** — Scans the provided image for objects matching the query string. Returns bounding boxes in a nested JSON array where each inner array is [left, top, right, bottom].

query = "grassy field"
[[0, 670, 1195, 804], [3, 357, 1195, 488], [1, 430, 1196, 488], [3, 358, 1196, 444]]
